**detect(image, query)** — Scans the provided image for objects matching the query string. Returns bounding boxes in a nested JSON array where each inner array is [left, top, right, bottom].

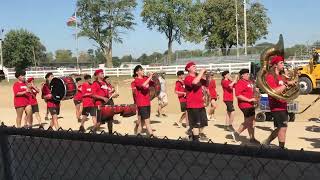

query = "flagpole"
[[75, 8, 79, 69]]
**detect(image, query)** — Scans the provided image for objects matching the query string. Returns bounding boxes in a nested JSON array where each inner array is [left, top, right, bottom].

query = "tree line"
[[1, 0, 317, 70]]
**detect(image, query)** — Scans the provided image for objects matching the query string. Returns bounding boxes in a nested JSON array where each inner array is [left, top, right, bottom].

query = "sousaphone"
[[256, 34, 300, 101]]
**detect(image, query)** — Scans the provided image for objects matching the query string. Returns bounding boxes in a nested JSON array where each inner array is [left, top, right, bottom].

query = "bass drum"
[[50, 76, 77, 101], [99, 105, 115, 119], [121, 104, 137, 117]]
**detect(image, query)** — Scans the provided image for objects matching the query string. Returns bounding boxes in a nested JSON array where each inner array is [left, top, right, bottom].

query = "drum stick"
[[296, 95, 320, 114], [116, 84, 119, 92]]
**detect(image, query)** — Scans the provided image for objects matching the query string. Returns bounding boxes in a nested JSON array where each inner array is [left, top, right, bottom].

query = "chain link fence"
[[0, 124, 319, 180]]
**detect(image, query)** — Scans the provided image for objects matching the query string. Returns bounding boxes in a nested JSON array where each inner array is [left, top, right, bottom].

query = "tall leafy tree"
[[55, 49, 73, 62], [141, 0, 202, 64], [202, 0, 270, 55], [2, 29, 46, 70], [77, 0, 137, 67]]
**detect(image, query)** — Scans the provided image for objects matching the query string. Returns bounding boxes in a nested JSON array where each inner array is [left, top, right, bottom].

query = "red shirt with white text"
[[221, 79, 234, 101], [266, 73, 287, 111], [235, 79, 254, 109], [13, 81, 30, 107], [132, 77, 152, 107], [184, 74, 207, 108], [82, 82, 94, 107], [175, 80, 186, 103]]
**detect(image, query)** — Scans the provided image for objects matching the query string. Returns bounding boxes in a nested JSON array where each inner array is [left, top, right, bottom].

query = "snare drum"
[[287, 101, 299, 113], [121, 104, 137, 117], [50, 76, 77, 101], [99, 105, 115, 119], [112, 105, 124, 114]]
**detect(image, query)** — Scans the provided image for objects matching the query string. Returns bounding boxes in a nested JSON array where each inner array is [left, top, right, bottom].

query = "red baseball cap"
[[270, 56, 284, 66], [185, 61, 196, 71], [27, 77, 34, 83], [94, 69, 104, 76]]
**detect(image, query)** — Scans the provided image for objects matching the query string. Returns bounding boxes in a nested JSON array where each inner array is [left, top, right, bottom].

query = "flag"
[[67, 13, 76, 27]]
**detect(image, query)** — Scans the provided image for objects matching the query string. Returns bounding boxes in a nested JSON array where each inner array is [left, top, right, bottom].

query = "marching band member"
[[73, 77, 83, 122], [13, 70, 32, 128], [184, 62, 208, 141], [207, 72, 218, 120], [132, 65, 154, 136], [221, 71, 237, 131], [156, 72, 168, 117], [232, 69, 260, 144], [262, 56, 296, 149], [174, 70, 188, 128], [104, 76, 119, 105], [92, 69, 116, 134], [26, 77, 43, 129], [79, 75, 97, 132], [41, 72, 60, 130], [131, 74, 141, 135]]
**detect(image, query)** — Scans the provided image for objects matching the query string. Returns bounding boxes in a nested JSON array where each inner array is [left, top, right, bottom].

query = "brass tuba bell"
[[256, 34, 300, 101]]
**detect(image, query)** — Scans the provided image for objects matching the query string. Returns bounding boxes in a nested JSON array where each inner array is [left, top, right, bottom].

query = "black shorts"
[[48, 107, 60, 116], [180, 102, 186, 112], [187, 108, 208, 128], [138, 106, 151, 120], [31, 104, 39, 113], [224, 101, 235, 112], [272, 111, 288, 128], [82, 107, 96, 117], [240, 107, 255, 118], [74, 100, 82, 105]]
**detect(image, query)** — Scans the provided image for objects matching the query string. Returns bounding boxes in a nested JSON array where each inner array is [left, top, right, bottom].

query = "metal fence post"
[[0, 133, 13, 180]]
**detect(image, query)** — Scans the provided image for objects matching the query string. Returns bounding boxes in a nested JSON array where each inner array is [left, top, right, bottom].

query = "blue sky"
[[0, 0, 319, 58]]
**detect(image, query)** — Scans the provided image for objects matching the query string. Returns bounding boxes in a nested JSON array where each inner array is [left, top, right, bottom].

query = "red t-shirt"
[[208, 79, 217, 99], [266, 73, 287, 111], [81, 82, 94, 107], [221, 79, 234, 102], [13, 81, 30, 107], [29, 87, 38, 105], [91, 80, 109, 106], [41, 83, 60, 108], [73, 84, 83, 101], [235, 79, 254, 109], [133, 77, 152, 107], [184, 75, 207, 108], [175, 80, 186, 103]]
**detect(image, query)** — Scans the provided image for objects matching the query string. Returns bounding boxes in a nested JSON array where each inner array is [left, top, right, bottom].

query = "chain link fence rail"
[[0, 125, 319, 180]]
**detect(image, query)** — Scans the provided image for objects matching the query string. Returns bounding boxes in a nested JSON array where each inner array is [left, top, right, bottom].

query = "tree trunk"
[[167, 39, 173, 65], [103, 46, 113, 68]]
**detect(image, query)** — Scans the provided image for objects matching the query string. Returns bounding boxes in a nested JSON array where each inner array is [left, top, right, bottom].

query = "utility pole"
[[244, 0, 248, 56], [235, 0, 239, 58], [0, 29, 4, 69]]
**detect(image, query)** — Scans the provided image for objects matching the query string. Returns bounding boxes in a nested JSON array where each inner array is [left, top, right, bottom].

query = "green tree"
[[77, 0, 137, 67], [141, 0, 202, 64], [112, 56, 121, 67], [202, 0, 270, 55], [137, 53, 149, 65], [45, 52, 54, 62], [2, 29, 46, 70], [78, 51, 91, 62], [55, 49, 73, 62], [120, 55, 134, 62]]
